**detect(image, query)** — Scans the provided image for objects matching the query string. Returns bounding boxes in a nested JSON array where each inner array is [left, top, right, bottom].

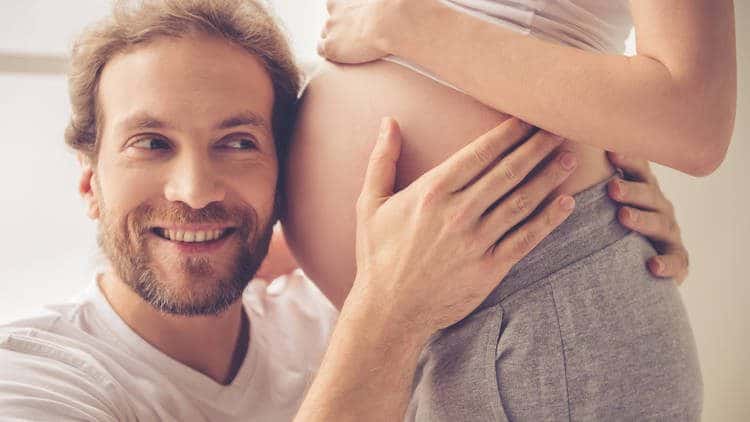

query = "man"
[[0, 1, 689, 421]]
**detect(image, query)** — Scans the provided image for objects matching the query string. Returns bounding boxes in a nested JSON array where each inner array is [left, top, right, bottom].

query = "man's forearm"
[[294, 283, 430, 422]]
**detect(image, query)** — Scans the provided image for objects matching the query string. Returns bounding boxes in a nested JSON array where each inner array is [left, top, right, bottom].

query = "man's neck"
[[98, 272, 248, 385]]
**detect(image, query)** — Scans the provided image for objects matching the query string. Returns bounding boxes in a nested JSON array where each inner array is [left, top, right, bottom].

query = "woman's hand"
[[606, 152, 690, 284], [318, 0, 422, 64]]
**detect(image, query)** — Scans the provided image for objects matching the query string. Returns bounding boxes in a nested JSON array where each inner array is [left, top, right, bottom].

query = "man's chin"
[[131, 268, 252, 317]]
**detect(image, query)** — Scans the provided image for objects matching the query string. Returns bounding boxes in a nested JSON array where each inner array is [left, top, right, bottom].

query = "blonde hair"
[[65, 0, 301, 161]]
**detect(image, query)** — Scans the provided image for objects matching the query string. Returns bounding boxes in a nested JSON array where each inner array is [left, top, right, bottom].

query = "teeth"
[[160, 229, 227, 243]]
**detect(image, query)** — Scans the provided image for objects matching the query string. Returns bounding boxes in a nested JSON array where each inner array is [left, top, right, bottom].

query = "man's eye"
[[131, 137, 170, 150], [221, 138, 257, 150]]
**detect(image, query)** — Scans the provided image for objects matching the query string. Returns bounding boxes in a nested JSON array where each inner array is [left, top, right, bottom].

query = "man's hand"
[[353, 116, 577, 337], [295, 117, 577, 422], [606, 152, 690, 284]]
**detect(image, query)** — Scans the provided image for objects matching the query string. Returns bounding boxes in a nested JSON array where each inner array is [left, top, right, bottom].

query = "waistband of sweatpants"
[[476, 171, 631, 312]]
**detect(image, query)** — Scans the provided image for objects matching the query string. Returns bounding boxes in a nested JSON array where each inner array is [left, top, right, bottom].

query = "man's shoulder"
[[0, 326, 127, 421], [0, 288, 106, 369], [0, 293, 131, 420], [0, 304, 120, 394]]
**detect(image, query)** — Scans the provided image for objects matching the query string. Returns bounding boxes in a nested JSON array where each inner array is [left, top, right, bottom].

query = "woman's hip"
[[406, 178, 702, 421]]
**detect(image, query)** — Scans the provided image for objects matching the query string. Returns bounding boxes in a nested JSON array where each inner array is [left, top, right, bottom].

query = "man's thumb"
[[360, 117, 402, 209]]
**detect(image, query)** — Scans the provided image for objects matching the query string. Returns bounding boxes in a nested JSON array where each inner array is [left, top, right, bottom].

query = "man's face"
[[85, 34, 278, 316]]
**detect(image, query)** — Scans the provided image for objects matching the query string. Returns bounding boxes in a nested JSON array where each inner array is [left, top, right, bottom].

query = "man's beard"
[[98, 201, 274, 316]]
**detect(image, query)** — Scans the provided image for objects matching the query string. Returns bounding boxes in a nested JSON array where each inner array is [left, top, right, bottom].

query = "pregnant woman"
[[283, 0, 736, 420]]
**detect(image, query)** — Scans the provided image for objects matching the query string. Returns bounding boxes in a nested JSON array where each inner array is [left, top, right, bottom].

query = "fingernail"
[[652, 258, 665, 274], [625, 208, 638, 222], [559, 196, 575, 211], [616, 180, 626, 197], [379, 118, 390, 137], [559, 153, 578, 170]]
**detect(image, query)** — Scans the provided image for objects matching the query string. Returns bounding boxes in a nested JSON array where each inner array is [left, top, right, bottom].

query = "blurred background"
[[0, 1, 747, 419]]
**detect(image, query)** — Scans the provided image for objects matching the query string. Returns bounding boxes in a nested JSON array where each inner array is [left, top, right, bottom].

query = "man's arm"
[[295, 117, 578, 421]]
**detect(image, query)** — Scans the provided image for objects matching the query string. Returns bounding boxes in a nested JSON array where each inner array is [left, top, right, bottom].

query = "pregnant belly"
[[282, 60, 614, 308]]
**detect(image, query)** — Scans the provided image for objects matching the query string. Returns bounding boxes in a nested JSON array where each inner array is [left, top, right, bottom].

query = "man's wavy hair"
[[65, 0, 301, 163]]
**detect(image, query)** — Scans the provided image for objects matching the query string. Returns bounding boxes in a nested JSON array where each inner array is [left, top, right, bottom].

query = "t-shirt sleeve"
[[0, 347, 124, 422]]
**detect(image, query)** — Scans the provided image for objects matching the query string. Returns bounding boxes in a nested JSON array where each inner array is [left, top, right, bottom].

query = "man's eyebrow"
[[217, 111, 271, 133], [115, 111, 271, 133], [118, 112, 172, 131]]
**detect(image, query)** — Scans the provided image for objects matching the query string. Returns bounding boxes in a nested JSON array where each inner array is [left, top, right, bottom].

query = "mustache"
[[129, 202, 258, 233]]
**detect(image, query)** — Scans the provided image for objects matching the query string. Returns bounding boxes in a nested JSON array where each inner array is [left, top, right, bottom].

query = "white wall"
[[0, 1, 747, 419]]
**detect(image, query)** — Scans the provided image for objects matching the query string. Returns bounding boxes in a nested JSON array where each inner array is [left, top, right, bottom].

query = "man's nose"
[[164, 154, 226, 209]]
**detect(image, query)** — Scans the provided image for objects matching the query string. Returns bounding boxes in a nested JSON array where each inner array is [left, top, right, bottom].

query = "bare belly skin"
[[282, 60, 615, 307]]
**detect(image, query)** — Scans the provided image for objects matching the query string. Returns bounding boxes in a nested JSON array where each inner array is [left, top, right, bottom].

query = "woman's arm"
[[319, 0, 737, 176]]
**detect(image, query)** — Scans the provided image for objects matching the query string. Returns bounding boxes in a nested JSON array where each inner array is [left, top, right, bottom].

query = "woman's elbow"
[[681, 145, 727, 177], [680, 117, 734, 177]]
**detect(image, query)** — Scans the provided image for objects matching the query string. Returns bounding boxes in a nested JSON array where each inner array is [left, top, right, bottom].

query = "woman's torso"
[[282, 0, 634, 306]]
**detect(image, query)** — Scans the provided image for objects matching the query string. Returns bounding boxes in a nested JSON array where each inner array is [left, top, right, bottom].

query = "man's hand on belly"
[[349, 116, 581, 333], [294, 117, 580, 422]]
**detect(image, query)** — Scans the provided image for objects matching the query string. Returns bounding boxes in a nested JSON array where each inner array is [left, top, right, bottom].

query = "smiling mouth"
[[151, 227, 236, 243]]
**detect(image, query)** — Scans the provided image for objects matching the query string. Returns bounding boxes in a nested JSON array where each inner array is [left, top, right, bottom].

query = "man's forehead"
[[98, 34, 276, 132]]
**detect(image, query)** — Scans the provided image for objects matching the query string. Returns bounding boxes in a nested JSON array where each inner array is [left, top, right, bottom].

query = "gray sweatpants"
[[406, 177, 702, 421]]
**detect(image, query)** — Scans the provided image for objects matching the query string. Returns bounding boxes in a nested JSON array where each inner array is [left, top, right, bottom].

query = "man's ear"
[[77, 152, 100, 220]]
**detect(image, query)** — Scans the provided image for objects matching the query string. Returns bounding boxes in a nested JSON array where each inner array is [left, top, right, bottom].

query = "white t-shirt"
[[0, 270, 338, 422]]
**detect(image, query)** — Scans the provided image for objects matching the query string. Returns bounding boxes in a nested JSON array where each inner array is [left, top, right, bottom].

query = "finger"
[[618, 206, 679, 244], [463, 130, 567, 213], [606, 151, 655, 183], [478, 149, 576, 242], [428, 118, 535, 193], [357, 117, 403, 212], [607, 178, 670, 213], [647, 252, 689, 284], [490, 194, 575, 269]]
